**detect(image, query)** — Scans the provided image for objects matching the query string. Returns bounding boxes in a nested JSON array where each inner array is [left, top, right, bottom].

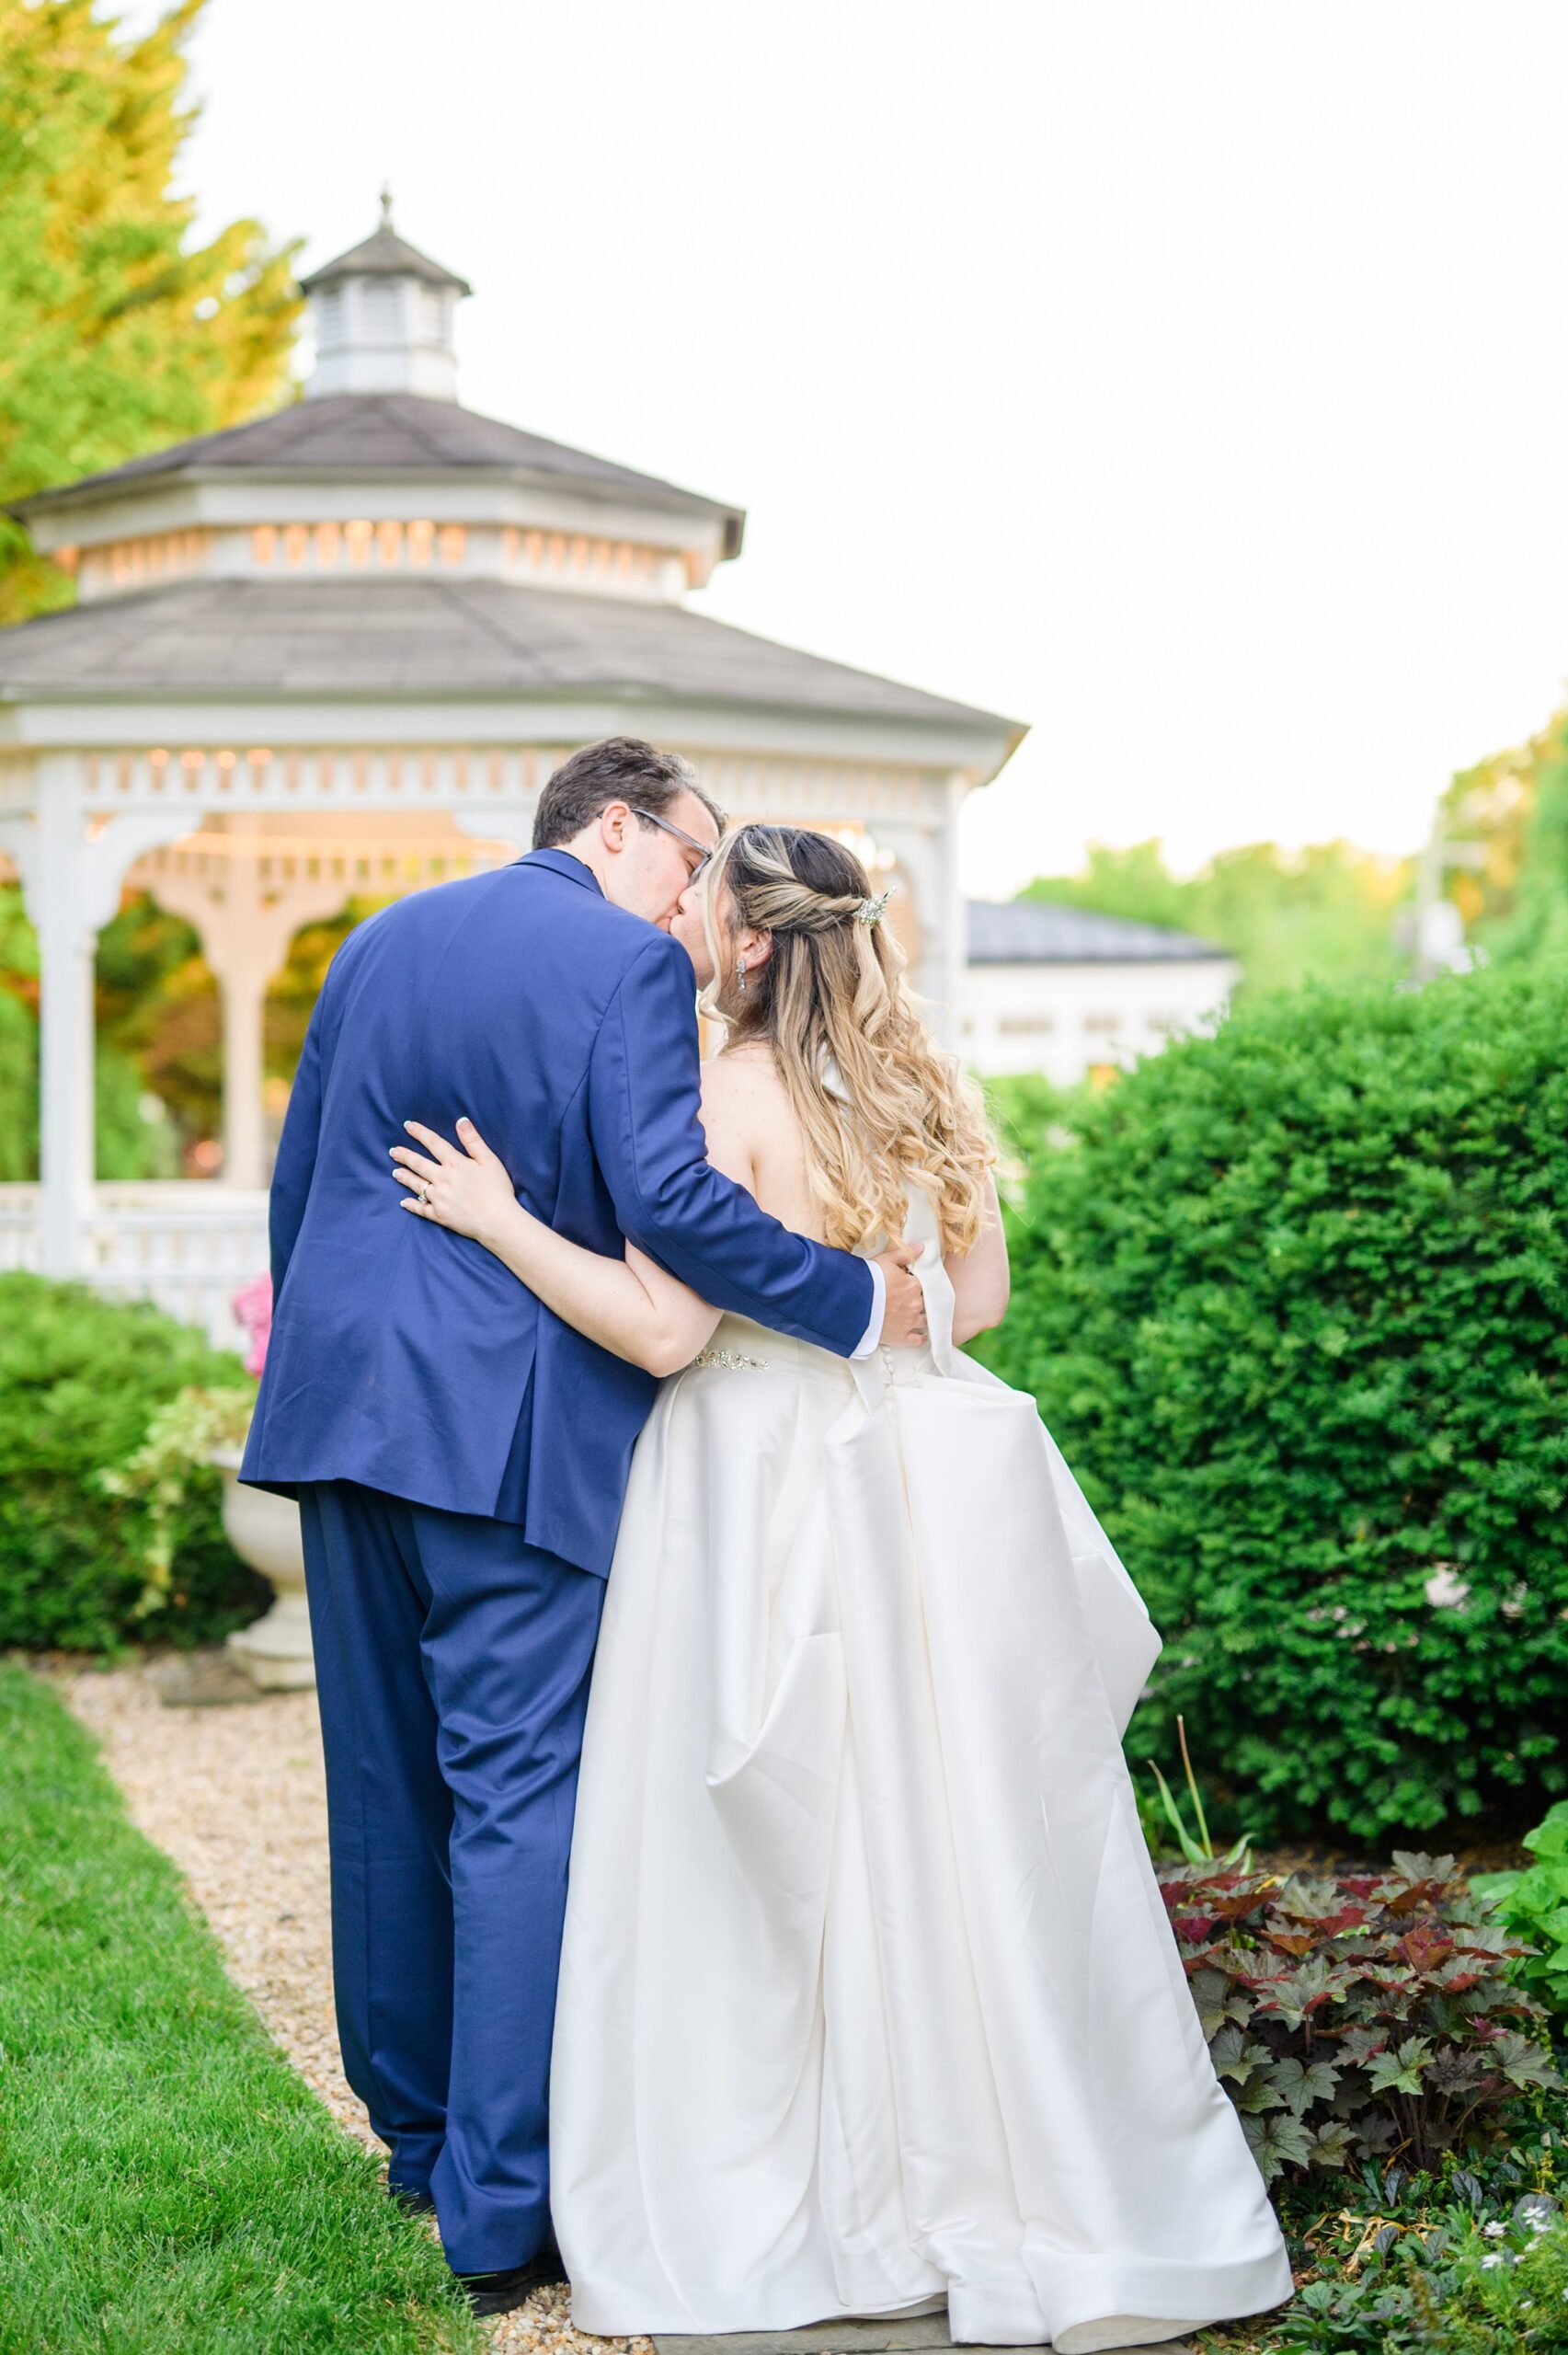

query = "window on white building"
[[997, 1014, 1055, 1035], [1082, 1012, 1122, 1035]]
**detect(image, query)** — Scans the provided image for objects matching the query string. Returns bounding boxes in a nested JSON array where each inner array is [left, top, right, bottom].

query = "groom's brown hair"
[[532, 737, 724, 849]]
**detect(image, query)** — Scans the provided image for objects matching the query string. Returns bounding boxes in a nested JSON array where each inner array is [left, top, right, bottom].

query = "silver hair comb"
[[856, 887, 894, 928]]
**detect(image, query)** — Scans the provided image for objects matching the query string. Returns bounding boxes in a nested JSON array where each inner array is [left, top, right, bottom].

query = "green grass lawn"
[[0, 1661, 481, 2355]]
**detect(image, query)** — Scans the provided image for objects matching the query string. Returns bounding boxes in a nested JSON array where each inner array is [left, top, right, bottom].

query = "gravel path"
[[60, 1657, 652, 2355]]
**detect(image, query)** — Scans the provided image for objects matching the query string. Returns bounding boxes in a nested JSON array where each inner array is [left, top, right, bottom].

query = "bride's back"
[[699, 1043, 835, 1247], [684, 820, 1004, 1338], [695, 1040, 1014, 1360]]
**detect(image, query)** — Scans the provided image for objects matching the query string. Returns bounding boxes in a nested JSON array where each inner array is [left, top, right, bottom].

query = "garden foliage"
[[0, 1273, 264, 1650], [0, 0, 301, 622], [1160, 1853, 1560, 2188], [979, 964, 1568, 1844], [1476, 1803, 1568, 2020], [1276, 2160, 1568, 2355]]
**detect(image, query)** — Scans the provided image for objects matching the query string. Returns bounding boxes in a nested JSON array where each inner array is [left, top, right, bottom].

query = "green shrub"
[[979, 964, 1568, 1844], [1275, 2173, 1568, 2355], [0, 1273, 266, 1650], [1162, 1853, 1560, 2188], [1474, 1803, 1568, 2018]]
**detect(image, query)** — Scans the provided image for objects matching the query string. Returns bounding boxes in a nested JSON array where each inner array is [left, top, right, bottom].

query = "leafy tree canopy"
[[1020, 838, 1413, 999], [0, 0, 302, 622], [1436, 706, 1568, 966]]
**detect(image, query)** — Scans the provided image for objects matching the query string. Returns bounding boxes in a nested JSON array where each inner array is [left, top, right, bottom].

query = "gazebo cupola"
[[300, 191, 471, 403]]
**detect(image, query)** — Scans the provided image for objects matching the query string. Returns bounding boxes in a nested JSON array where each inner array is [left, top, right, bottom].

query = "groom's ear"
[[597, 799, 635, 852]]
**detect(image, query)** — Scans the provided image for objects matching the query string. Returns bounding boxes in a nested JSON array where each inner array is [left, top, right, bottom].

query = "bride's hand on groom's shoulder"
[[391, 1118, 518, 1249]]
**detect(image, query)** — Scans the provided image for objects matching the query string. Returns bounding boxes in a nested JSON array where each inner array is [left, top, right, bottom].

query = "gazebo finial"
[[379, 184, 394, 230]]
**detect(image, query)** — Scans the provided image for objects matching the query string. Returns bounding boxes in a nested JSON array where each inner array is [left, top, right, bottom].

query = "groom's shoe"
[[456, 2236, 567, 2316]]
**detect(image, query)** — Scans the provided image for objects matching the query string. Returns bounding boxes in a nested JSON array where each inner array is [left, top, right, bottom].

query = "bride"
[[390, 823, 1293, 2352]]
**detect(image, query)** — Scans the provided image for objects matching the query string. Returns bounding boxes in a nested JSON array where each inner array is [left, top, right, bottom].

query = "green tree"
[[264, 897, 382, 1089], [0, 0, 302, 622], [0, 881, 202, 1178], [1435, 707, 1568, 967], [0, 882, 40, 1177], [1021, 838, 1413, 999], [1432, 723, 1545, 941], [1501, 727, 1568, 963], [97, 890, 219, 1155]]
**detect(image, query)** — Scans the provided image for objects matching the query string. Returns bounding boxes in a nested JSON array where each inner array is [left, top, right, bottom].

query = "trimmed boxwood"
[[0, 1272, 266, 1650], [978, 963, 1568, 1845]]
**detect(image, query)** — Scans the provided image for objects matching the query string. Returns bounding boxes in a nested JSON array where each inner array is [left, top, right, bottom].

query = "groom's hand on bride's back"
[[875, 1244, 928, 1350]]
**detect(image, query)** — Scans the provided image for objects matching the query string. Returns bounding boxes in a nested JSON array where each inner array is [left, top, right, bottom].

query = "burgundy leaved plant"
[[1157, 1852, 1561, 2185]]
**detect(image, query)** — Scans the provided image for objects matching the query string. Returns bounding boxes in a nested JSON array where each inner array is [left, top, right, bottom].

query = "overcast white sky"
[[145, 0, 1568, 897]]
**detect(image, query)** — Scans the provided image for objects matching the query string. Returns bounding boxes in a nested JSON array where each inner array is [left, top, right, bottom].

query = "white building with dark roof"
[[0, 205, 1022, 1343], [962, 899, 1238, 1082]]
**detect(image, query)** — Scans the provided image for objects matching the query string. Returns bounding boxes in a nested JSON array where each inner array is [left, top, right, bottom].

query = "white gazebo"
[[0, 203, 1022, 1349]]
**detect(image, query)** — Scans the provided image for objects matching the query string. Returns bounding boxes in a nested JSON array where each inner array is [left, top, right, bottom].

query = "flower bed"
[[1158, 1852, 1562, 2187]]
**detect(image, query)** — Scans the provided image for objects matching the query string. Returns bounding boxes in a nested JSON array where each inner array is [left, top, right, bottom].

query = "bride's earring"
[[736, 956, 748, 994]]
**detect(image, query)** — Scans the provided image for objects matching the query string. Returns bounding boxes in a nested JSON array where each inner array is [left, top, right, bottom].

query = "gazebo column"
[[879, 780, 967, 1048], [142, 832, 349, 1188], [34, 771, 97, 1274], [219, 965, 270, 1189], [37, 913, 97, 1272], [26, 789, 211, 1271]]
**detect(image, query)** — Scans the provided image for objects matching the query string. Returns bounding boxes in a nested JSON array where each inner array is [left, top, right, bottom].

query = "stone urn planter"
[[213, 1445, 315, 1691]]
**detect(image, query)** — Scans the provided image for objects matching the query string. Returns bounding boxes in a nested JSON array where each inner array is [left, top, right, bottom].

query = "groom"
[[240, 738, 925, 2315]]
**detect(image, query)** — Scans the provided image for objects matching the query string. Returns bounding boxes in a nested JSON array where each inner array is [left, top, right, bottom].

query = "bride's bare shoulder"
[[700, 1043, 784, 1105], [699, 1045, 796, 1144]]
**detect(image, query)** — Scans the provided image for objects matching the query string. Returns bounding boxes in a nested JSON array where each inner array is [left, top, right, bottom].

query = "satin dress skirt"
[[549, 1292, 1293, 2351]]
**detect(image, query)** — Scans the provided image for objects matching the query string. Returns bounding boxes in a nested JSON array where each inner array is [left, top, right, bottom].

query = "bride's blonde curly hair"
[[698, 824, 996, 1256]]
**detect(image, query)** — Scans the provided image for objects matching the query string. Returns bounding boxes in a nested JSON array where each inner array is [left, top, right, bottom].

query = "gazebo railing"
[[0, 1186, 41, 1276], [0, 1183, 269, 1353]]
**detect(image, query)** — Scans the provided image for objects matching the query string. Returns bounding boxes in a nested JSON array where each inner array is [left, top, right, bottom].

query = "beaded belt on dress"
[[692, 1346, 770, 1372]]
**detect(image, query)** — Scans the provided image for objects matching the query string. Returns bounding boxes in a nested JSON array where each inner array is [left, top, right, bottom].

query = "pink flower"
[[233, 1272, 273, 1377]]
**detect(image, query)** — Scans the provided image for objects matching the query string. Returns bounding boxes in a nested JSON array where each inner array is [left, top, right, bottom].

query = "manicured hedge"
[[0, 1273, 266, 1650], [978, 965, 1568, 1844]]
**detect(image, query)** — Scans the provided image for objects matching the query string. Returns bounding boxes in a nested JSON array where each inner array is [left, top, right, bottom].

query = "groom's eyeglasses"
[[632, 807, 714, 883]]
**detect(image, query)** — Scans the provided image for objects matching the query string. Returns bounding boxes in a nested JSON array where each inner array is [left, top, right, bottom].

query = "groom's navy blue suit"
[[241, 848, 873, 2272]]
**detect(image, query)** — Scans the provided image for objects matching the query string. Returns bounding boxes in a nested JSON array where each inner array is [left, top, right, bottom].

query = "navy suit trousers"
[[299, 1481, 606, 2275]]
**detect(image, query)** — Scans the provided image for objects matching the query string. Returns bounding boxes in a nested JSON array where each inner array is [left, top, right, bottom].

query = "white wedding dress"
[[550, 1192, 1293, 2350]]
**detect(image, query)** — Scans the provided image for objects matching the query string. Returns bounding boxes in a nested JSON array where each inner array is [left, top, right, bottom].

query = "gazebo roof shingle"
[[0, 576, 1017, 729], [13, 394, 742, 530], [298, 223, 471, 297], [967, 898, 1228, 965]]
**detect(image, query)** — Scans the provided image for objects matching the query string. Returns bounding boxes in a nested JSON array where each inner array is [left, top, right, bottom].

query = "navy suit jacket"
[[239, 849, 874, 1577]]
